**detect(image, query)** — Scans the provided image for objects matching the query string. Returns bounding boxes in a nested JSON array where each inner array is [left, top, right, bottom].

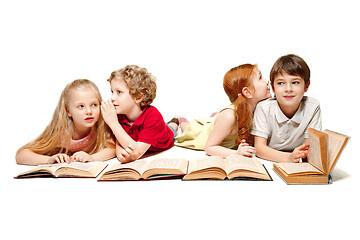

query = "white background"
[[1, 0, 359, 239]]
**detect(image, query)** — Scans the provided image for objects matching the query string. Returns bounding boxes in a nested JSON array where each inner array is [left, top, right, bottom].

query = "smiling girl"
[[16, 79, 115, 165]]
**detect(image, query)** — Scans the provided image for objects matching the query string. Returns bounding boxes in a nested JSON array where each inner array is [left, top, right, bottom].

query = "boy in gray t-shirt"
[[252, 54, 322, 163]]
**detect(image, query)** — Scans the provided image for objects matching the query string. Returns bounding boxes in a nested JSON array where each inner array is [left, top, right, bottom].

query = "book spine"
[[327, 174, 332, 184]]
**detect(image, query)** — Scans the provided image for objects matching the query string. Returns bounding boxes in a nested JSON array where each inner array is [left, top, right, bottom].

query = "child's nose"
[[285, 83, 292, 92], [86, 106, 92, 114]]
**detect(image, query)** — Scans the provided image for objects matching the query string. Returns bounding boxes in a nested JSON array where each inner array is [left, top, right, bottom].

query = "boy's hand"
[[117, 145, 137, 164], [101, 100, 118, 128], [290, 143, 310, 163], [236, 139, 256, 157], [71, 151, 94, 163]]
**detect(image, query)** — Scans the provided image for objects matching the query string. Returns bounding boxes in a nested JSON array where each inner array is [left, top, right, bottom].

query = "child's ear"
[[305, 80, 311, 92], [271, 83, 276, 94], [135, 93, 145, 104], [241, 87, 253, 99]]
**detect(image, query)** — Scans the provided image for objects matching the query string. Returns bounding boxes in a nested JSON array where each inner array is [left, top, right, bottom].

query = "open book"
[[98, 158, 188, 181], [183, 155, 272, 181], [274, 128, 349, 184], [15, 162, 108, 178]]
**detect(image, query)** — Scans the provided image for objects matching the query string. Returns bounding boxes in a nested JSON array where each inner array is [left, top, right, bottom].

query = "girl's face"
[[250, 67, 272, 103], [67, 88, 100, 134]]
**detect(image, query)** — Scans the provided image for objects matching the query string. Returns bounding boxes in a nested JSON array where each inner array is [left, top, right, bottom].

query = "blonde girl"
[[173, 64, 271, 158], [16, 79, 115, 165]]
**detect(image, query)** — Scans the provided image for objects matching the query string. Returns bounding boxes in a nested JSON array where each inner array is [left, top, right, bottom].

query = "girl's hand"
[[101, 100, 118, 128], [71, 151, 94, 163], [50, 153, 71, 164], [236, 139, 256, 157], [290, 143, 309, 163]]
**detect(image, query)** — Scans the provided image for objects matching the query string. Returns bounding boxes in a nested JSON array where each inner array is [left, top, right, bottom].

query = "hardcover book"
[[183, 154, 272, 181], [273, 128, 349, 184], [15, 162, 108, 178], [98, 158, 188, 181]]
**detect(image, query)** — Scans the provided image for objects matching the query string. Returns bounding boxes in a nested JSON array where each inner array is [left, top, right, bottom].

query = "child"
[[251, 54, 322, 163], [16, 79, 116, 165], [173, 64, 272, 159], [101, 65, 175, 163]]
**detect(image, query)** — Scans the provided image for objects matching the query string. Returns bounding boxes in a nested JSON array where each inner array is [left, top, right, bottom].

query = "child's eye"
[[78, 105, 84, 109], [277, 82, 284, 85], [117, 90, 122, 94], [293, 81, 300, 85]]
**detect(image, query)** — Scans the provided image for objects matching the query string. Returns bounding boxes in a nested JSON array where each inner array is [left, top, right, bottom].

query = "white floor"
[[5, 145, 359, 240], [1, 1, 359, 239]]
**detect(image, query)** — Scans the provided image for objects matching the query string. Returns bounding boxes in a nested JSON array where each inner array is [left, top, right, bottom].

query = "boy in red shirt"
[[101, 65, 176, 163]]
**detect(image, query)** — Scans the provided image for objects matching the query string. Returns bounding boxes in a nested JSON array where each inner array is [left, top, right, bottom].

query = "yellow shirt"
[[175, 105, 237, 150]]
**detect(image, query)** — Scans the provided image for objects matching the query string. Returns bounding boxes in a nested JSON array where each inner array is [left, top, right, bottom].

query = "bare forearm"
[[109, 123, 151, 160], [91, 147, 116, 162], [109, 123, 137, 149], [205, 145, 237, 159], [255, 144, 291, 163], [16, 149, 52, 165], [115, 141, 150, 163]]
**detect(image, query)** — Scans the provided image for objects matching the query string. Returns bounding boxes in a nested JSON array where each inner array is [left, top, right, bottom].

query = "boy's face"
[[272, 71, 309, 116], [110, 79, 140, 115]]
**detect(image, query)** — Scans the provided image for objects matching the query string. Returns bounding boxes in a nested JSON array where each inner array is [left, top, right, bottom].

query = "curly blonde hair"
[[108, 65, 157, 108]]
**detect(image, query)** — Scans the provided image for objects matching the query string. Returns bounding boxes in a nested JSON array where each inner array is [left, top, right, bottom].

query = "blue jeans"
[[166, 123, 177, 140]]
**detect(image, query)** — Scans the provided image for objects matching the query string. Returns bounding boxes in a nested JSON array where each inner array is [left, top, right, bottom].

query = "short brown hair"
[[270, 54, 310, 89], [108, 65, 157, 108]]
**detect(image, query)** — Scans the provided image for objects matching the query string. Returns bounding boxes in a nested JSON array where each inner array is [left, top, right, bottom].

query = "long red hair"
[[223, 64, 256, 145]]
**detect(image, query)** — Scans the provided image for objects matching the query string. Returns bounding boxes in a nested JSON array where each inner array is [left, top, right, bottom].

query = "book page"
[[324, 130, 349, 173], [146, 158, 187, 171], [63, 162, 103, 170], [15, 163, 67, 178], [32, 163, 67, 173], [225, 155, 266, 175], [40, 163, 68, 170], [105, 160, 149, 175], [141, 158, 188, 179], [187, 156, 225, 174], [276, 162, 323, 175], [307, 128, 326, 172], [55, 162, 107, 177]]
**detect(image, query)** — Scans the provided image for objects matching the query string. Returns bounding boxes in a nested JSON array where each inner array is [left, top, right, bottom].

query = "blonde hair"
[[107, 65, 157, 108], [17, 79, 114, 156], [223, 64, 257, 145]]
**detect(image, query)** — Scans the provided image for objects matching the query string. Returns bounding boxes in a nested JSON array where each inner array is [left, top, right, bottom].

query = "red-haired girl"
[[172, 64, 271, 158]]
